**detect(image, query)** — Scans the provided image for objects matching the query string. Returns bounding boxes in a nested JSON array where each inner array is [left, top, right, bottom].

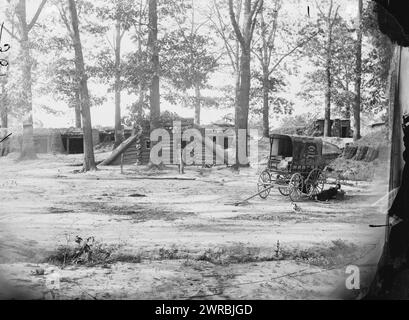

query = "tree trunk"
[[114, 18, 123, 148], [229, 0, 258, 167], [260, 4, 271, 138], [74, 89, 81, 128], [353, 0, 363, 141], [345, 80, 351, 120], [16, 0, 36, 159], [236, 46, 251, 166], [68, 0, 96, 171], [324, 25, 332, 137], [148, 0, 160, 129], [234, 69, 240, 167], [262, 67, 269, 138], [137, 0, 145, 118], [194, 85, 201, 125], [235, 70, 240, 106]]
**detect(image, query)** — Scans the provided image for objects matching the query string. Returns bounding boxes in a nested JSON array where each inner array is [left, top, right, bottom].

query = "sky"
[[1, 0, 358, 130]]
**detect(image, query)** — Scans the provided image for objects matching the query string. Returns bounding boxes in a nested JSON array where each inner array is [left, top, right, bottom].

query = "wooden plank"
[[100, 133, 140, 166]]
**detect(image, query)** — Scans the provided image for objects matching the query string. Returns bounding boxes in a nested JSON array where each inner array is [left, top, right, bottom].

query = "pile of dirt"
[[355, 127, 389, 149], [334, 127, 390, 164], [326, 157, 378, 181]]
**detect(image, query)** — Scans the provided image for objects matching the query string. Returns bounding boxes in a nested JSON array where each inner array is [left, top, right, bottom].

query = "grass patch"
[[46, 237, 361, 270], [283, 239, 360, 268], [45, 236, 141, 267], [195, 240, 360, 268], [196, 243, 281, 265]]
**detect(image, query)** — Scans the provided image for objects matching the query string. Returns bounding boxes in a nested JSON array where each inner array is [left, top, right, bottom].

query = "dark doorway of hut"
[[62, 137, 83, 154]]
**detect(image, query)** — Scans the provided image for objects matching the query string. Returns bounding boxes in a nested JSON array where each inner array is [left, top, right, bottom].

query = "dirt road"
[[0, 153, 387, 299]]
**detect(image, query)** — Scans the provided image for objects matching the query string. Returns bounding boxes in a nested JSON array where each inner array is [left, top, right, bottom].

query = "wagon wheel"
[[277, 174, 290, 196], [257, 170, 272, 199], [305, 169, 326, 198], [288, 173, 304, 202]]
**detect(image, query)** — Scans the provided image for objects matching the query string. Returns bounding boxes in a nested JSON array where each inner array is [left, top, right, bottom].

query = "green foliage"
[[45, 57, 105, 109], [122, 50, 152, 93], [274, 112, 319, 135], [250, 70, 294, 115], [300, 4, 356, 116], [300, 0, 392, 118], [161, 30, 218, 92], [94, 0, 141, 30], [361, 0, 394, 114]]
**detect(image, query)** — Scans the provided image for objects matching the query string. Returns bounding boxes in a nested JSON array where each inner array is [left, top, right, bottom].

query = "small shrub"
[[46, 236, 141, 267]]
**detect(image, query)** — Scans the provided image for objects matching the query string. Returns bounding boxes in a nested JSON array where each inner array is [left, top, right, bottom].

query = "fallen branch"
[[228, 185, 275, 206]]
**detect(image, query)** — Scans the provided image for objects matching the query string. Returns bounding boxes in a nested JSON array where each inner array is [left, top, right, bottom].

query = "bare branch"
[[228, 0, 245, 47], [330, 5, 340, 29], [28, 0, 47, 31], [120, 29, 126, 40], [193, 17, 211, 34], [250, 0, 264, 43], [314, 0, 325, 17], [251, 46, 263, 63], [209, 16, 236, 70], [58, 5, 74, 40], [1, 24, 20, 41], [269, 31, 318, 76], [210, 0, 238, 70]]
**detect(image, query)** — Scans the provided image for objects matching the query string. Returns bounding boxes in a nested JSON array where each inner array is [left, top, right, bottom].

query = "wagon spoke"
[[289, 173, 303, 202], [257, 171, 271, 199], [306, 169, 326, 198]]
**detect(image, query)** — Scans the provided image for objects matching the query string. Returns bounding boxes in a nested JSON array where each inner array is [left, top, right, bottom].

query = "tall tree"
[[54, 1, 106, 129], [253, 0, 317, 137], [161, 30, 218, 125], [228, 0, 263, 166], [301, 20, 356, 120], [11, 0, 47, 159], [94, 0, 140, 147], [45, 57, 105, 129], [353, 0, 363, 141], [321, 0, 339, 137], [257, 0, 279, 137], [67, 0, 96, 171], [160, 0, 219, 125], [148, 0, 160, 129], [301, 0, 340, 137], [209, 0, 242, 111]]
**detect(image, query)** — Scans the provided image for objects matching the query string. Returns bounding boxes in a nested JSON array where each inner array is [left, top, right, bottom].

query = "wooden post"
[[179, 145, 184, 174]]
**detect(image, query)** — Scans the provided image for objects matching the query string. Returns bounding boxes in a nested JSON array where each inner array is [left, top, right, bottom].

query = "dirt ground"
[[0, 152, 388, 300]]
